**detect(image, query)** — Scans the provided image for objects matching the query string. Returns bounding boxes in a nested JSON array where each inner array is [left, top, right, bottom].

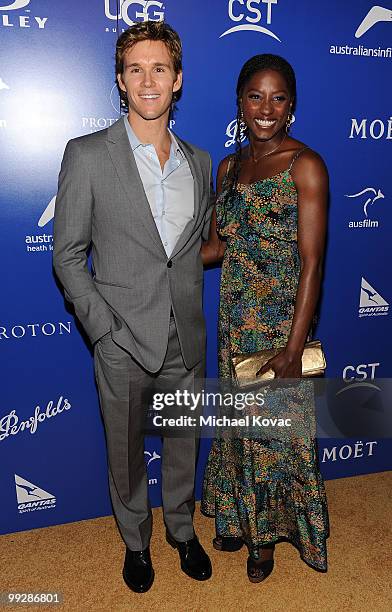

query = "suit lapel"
[[105, 119, 166, 254]]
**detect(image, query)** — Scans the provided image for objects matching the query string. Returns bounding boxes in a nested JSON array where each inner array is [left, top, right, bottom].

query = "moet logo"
[[349, 117, 392, 139], [0, 0, 48, 29], [221, 0, 280, 41], [104, 0, 165, 28]]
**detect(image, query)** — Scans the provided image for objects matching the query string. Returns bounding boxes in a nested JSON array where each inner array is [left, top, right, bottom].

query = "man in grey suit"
[[53, 21, 213, 592]]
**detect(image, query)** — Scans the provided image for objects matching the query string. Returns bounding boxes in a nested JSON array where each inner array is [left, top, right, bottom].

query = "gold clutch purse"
[[231, 340, 326, 389]]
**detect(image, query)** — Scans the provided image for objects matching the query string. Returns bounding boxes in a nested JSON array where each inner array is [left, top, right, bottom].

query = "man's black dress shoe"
[[122, 546, 154, 593], [166, 532, 212, 581]]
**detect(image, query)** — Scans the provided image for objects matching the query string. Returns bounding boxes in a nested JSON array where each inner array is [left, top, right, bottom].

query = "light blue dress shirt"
[[123, 116, 194, 257]]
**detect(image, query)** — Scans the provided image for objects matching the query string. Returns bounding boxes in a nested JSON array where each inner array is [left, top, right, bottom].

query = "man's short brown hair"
[[116, 21, 183, 108]]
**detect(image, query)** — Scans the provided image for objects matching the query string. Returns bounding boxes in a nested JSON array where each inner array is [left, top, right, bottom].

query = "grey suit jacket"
[[53, 118, 214, 372]]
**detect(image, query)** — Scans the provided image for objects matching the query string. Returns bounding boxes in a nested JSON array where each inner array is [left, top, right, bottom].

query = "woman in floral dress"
[[201, 54, 329, 582]]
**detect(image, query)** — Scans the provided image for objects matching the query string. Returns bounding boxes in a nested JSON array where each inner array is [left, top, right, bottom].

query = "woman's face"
[[241, 69, 292, 141]]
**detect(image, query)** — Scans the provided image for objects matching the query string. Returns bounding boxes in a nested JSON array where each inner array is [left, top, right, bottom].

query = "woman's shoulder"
[[285, 138, 329, 187], [285, 137, 326, 169], [217, 153, 236, 175]]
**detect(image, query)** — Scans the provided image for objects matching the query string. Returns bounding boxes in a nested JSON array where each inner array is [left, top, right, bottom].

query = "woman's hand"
[[257, 348, 303, 379]]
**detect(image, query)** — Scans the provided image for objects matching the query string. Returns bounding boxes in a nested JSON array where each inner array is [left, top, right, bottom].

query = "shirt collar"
[[123, 115, 185, 161]]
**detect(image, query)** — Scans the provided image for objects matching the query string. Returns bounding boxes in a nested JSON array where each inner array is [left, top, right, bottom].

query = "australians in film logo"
[[0, 0, 48, 30], [330, 4, 391, 59], [15, 474, 56, 514], [345, 186, 385, 229], [104, 0, 165, 33], [0, 396, 72, 442], [220, 0, 281, 41], [359, 277, 389, 318]]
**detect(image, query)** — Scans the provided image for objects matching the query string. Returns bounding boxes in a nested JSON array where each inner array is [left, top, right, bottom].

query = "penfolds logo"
[[0, 396, 72, 441]]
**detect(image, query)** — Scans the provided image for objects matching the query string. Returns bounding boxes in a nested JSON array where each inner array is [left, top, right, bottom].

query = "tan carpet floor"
[[1, 471, 391, 612]]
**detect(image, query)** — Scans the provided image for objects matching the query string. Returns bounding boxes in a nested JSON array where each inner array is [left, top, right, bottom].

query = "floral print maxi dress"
[[201, 159, 330, 571]]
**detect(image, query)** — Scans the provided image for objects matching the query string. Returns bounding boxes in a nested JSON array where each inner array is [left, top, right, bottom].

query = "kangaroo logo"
[[144, 450, 161, 466], [355, 5, 392, 38], [345, 187, 384, 217]]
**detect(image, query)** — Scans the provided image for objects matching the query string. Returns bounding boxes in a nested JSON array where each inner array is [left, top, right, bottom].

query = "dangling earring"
[[286, 111, 293, 133]]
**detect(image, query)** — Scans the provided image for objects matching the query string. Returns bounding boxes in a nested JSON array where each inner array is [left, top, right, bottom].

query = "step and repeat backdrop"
[[1, 0, 391, 535]]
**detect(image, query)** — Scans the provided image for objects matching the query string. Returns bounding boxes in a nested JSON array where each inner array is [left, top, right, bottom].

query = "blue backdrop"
[[1, 0, 391, 534]]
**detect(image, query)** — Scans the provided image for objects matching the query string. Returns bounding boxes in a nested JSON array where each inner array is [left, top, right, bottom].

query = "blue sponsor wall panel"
[[0, 0, 391, 534]]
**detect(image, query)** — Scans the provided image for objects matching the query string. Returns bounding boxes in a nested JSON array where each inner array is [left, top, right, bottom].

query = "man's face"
[[117, 39, 182, 122]]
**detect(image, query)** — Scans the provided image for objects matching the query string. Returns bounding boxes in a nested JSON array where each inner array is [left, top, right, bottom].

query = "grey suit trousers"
[[94, 317, 203, 551]]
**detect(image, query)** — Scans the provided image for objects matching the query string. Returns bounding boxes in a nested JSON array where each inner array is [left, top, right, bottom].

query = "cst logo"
[[104, 0, 164, 27], [221, 0, 281, 42], [342, 362, 380, 383]]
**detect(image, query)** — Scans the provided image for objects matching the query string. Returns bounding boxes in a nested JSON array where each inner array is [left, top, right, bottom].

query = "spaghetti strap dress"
[[201, 148, 330, 571]]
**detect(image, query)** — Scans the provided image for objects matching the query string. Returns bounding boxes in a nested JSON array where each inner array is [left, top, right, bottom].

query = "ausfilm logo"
[[0, 321, 72, 340], [221, 0, 281, 41], [330, 5, 391, 59], [0, 0, 48, 30], [15, 474, 56, 514], [104, 0, 165, 33], [144, 449, 161, 486], [359, 277, 389, 317], [345, 186, 385, 229]]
